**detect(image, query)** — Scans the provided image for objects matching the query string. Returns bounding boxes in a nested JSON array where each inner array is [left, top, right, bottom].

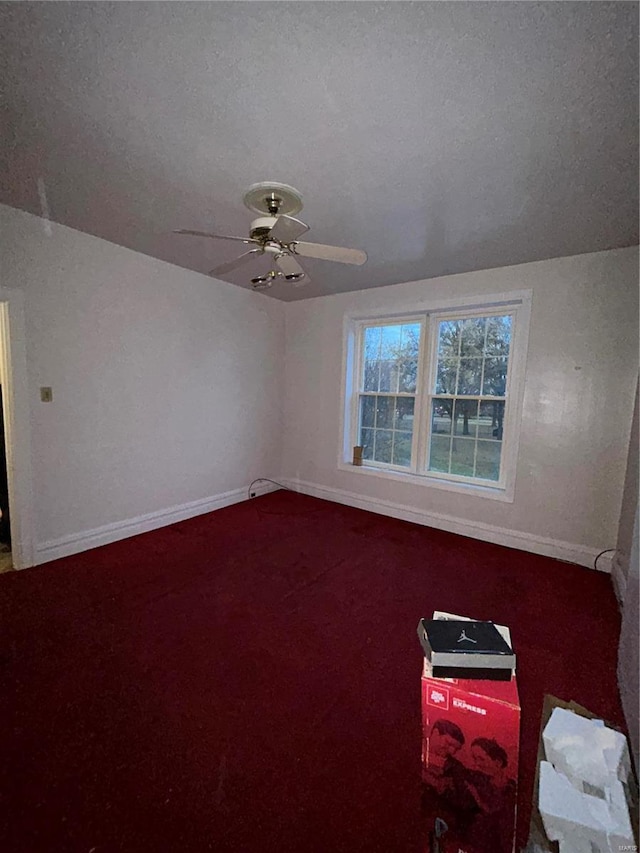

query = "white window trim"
[[338, 290, 532, 503]]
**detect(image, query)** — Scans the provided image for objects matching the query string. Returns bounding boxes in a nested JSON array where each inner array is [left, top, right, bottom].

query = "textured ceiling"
[[1, 2, 638, 301]]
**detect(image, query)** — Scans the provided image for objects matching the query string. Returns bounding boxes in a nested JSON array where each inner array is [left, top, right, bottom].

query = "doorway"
[[0, 292, 35, 570]]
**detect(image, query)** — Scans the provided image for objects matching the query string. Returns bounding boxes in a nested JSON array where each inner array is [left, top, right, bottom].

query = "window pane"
[[364, 326, 382, 356], [399, 323, 421, 358], [360, 395, 376, 429], [475, 439, 501, 481], [360, 428, 374, 461], [364, 359, 379, 392], [438, 320, 460, 358], [392, 432, 413, 467], [460, 317, 486, 357], [478, 400, 504, 440], [380, 324, 402, 359], [450, 437, 475, 476], [453, 400, 478, 438], [436, 358, 458, 394], [468, 402, 483, 438], [380, 326, 402, 391], [376, 396, 394, 429], [398, 325, 420, 391], [429, 434, 451, 473], [380, 325, 402, 391], [379, 360, 397, 393], [374, 430, 393, 463], [395, 396, 414, 428], [363, 326, 382, 391], [485, 316, 512, 356], [431, 398, 453, 436], [358, 391, 417, 469], [483, 357, 508, 396], [457, 357, 482, 395], [364, 323, 421, 394], [399, 358, 418, 392]]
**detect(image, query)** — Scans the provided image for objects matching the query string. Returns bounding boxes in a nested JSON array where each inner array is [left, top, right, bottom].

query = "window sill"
[[337, 461, 514, 503]]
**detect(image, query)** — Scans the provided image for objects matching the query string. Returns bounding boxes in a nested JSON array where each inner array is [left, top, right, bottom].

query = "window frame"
[[339, 291, 532, 503]]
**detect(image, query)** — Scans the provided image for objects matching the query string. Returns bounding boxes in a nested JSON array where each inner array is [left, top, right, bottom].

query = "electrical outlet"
[[40, 387, 53, 402], [250, 492, 256, 498]]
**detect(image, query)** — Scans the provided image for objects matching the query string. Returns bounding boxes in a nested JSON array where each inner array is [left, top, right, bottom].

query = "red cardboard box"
[[421, 657, 521, 853]]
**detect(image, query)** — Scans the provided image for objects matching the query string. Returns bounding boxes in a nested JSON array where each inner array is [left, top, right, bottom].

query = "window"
[[359, 320, 422, 468], [427, 314, 511, 484], [344, 297, 530, 499]]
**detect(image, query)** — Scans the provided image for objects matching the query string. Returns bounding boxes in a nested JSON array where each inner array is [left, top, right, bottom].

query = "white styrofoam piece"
[[539, 761, 635, 852], [605, 777, 636, 848], [543, 707, 631, 790], [540, 761, 609, 841], [556, 838, 597, 853], [559, 841, 598, 853]]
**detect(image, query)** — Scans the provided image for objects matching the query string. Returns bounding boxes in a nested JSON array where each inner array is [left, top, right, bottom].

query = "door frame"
[[0, 289, 35, 569]]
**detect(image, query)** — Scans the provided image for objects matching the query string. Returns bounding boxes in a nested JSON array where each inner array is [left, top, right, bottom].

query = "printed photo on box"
[[422, 719, 517, 853]]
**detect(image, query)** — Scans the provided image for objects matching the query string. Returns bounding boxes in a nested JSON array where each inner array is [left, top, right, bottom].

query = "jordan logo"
[[457, 629, 477, 644]]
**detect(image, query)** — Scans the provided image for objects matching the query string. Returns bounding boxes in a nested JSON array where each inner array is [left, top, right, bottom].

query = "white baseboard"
[[280, 477, 609, 571], [32, 477, 612, 574], [611, 552, 628, 606], [34, 480, 279, 565]]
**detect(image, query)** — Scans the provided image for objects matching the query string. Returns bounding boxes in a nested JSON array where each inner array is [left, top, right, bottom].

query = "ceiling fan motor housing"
[[249, 216, 279, 241]]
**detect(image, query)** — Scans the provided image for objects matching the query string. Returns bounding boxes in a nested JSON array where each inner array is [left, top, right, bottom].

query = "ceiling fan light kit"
[[174, 182, 367, 290]]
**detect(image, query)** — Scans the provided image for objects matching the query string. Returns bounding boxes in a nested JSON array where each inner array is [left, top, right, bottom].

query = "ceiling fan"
[[174, 182, 367, 289]]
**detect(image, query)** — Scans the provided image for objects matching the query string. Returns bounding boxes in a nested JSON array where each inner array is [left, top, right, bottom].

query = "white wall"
[[282, 248, 639, 566], [1, 204, 284, 563], [614, 381, 639, 600], [615, 383, 639, 772], [618, 506, 639, 774]]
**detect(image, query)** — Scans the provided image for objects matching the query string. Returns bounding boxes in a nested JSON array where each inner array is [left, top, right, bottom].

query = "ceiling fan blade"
[[268, 215, 309, 243], [274, 252, 307, 280], [174, 229, 258, 245], [209, 248, 263, 277], [291, 241, 367, 265]]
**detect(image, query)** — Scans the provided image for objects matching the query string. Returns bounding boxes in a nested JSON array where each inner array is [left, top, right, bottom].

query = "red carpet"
[[0, 490, 625, 852]]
